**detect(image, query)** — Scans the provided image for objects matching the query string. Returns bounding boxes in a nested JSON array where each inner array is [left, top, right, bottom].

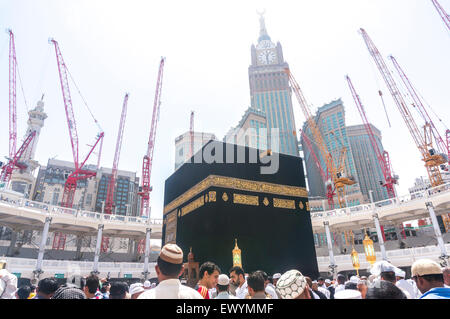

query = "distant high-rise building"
[[10, 97, 47, 197], [223, 106, 267, 151], [174, 132, 216, 171], [33, 159, 141, 216], [347, 124, 389, 203], [248, 14, 299, 157], [301, 99, 364, 208]]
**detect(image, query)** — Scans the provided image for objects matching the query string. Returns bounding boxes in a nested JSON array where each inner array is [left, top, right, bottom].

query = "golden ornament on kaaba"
[[232, 239, 242, 268], [263, 197, 269, 206], [222, 192, 229, 202], [299, 201, 304, 209]]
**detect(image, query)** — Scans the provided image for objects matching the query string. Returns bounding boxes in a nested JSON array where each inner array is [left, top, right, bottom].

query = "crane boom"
[[105, 93, 129, 214], [50, 39, 104, 209], [390, 56, 448, 160], [286, 69, 354, 208], [139, 57, 165, 217], [431, 0, 450, 32], [360, 28, 445, 187], [1, 131, 36, 182], [346, 75, 397, 198], [8, 30, 17, 161]]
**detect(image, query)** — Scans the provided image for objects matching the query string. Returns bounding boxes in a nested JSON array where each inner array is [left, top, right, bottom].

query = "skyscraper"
[[248, 14, 298, 157]]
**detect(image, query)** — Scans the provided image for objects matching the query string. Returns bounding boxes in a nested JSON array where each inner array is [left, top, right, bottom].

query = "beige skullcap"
[[411, 259, 443, 276], [218, 274, 230, 286], [160, 243, 183, 264], [276, 270, 308, 299]]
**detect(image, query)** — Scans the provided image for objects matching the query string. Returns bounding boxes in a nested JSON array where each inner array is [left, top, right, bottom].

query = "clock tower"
[[249, 13, 299, 157]]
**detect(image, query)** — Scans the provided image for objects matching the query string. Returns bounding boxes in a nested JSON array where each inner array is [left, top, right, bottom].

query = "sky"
[[0, 0, 449, 222]]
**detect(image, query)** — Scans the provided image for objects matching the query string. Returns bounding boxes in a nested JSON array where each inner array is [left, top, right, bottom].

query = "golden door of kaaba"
[[162, 141, 319, 278]]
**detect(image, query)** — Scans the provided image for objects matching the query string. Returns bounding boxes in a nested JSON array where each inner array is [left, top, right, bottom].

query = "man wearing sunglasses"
[[411, 259, 450, 299]]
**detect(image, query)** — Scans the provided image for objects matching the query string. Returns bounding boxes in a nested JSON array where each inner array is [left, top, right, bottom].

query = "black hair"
[[229, 266, 245, 278], [199, 262, 221, 279], [380, 271, 396, 283], [365, 281, 407, 299], [247, 272, 265, 293], [337, 274, 346, 284], [217, 284, 229, 292], [418, 274, 444, 283], [17, 285, 31, 299], [157, 256, 183, 277], [85, 274, 100, 294], [109, 281, 128, 299], [37, 277, 59, 295], [255, 270, 268, 282], [318, 277, 324, 281], [344, 282, 358, 290], [268, 276, 273, 284]]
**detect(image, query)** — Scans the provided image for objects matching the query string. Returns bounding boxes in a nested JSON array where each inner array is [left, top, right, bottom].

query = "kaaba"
[[162, 141, 319, 278]]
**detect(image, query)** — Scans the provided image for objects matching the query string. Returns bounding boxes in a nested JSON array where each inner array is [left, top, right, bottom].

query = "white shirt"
[[318, 286, 330, 299], [334, 284, 345, 294], [214, 291, 238, 299], [138, 279, 203, 299], [0, 269, 17, 299], [396, 279, 416, 299], [265, 284, 278, 299], [235, 281, 248, 299]]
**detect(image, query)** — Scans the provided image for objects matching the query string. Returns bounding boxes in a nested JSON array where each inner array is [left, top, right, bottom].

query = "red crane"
[[50, 39, 104, 250], [105, 93, 129, 215], [138, 57, 165, 218], [346, 75, 398, 198], [7, 29, 17, 162], [189, 111, 194, 158], [360, 28, 446, 187], [1, 30, 37, 184], [431, 0, 450, 32], [300, 129, 336, 209], [390, 56, 449, 166]]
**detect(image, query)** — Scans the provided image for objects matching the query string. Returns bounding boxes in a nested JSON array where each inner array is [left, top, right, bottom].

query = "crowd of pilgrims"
[[1, 243, 449, 299]]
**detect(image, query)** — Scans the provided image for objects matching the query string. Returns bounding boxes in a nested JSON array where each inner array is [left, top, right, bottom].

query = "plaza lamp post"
[[350, 231, 360, 276], [363, 229, 376, 266]]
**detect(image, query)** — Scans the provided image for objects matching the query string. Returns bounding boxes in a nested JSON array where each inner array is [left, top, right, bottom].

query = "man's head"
[[109, 281, 128, 299], [365, 280, 407, 299], [380, 271, 396, 283], [36, 277, 58, 299], [66, 275, 86, 290], [357, 280, 368, 299], [155, 244, 184, 281], [217, 274, 231, 293], [337, 274, 346, 285], [247, 271, 265, 296], [324, 279, 331, 287], [84, 274, 100, 297], [311, 280, 319, 291], [129, 283, 144, 299], [317, 277, 325, 286], [411, 259, 445, 294], [229, 266, 245, 287], [199, 262, 221, 289], [272, 273, 281, 286], [395, 269, 406, 282], [276, 270, 310, 299], [443, 267, 450, 287], [255, 270, 269, 288], [345, 282, 358, 290], [16, 285, 31, 299]]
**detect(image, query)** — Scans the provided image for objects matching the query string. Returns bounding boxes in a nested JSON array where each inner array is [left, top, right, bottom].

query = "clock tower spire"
[[258, 10, 271, 43]]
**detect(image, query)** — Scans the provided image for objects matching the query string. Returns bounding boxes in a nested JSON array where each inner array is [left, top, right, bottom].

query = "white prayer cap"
[[334, 289, 362, 299], [395, 268, 406, 278], [370, 261, 398, 276], [312, 280, 318, 284], [218, 274, 230, 286], [273, 273, 282, 279], [350, 276, 359, 284], [325, 279, 331, 284], [144, 280, 151, 288], [129, 283, 144, 295]]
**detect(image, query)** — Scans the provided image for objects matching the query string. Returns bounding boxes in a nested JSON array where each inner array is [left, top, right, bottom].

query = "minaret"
[[10, 96, 47, 197]]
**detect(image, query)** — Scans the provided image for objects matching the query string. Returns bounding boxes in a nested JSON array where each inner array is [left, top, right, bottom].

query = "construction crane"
[[138, 57, 165, 218], [431, 0, 450, 32], [105, 93, 129, 215], [50, 39, 104, 250], [346, 75, 398, 198], [1, 30, 36, 184], [389, 56, 449, 167], [300, 129, 336, 209], [360, 29, 446, 187], [286, 69, 355, 208], [189, 111, 194, 158]]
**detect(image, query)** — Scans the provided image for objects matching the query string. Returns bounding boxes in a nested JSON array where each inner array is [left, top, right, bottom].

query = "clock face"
[[257, 50, 277, 65]]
